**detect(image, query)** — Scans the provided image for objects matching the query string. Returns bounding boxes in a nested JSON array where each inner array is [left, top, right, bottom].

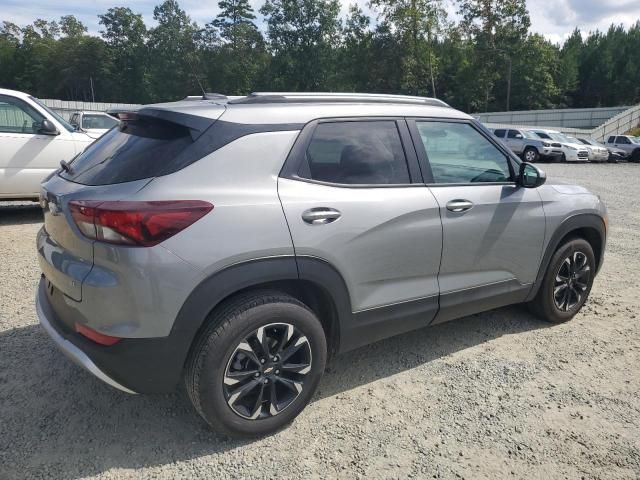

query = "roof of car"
[[0, 88, 31, 99], [143, 93, 472, 125]]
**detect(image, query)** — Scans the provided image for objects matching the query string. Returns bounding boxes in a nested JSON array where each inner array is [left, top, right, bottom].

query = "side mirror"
[[515, 134, 523, 139], [38, 119, 59, 136], [519, 162, 546, 188]]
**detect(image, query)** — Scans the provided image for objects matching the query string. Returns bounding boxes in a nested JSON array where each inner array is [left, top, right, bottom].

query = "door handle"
[[446, 199, 474, 213], [302, 208, 341, 225]]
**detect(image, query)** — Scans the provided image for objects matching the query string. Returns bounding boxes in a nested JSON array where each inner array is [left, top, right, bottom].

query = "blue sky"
[[1, 0, 639, 45]]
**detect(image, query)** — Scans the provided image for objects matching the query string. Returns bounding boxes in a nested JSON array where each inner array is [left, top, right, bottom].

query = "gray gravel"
[[1, 163, 639, 479]]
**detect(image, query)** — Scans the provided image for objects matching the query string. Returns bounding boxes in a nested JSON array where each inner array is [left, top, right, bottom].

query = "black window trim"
[[279, 116, 424, 188], [406, 117, 520, 187], [0, 94, 46, 135]]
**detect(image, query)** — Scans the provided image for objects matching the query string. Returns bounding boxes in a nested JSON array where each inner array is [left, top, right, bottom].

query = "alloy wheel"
[[525, 150, 536, 162], [553, 251, 591, 312], [223, 323, 312, 420]]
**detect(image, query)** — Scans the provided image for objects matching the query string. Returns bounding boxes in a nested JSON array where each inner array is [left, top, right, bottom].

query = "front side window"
[[0, 95, 45, 134], [416, 121, 512, 184], [299, 121, 410, 185], [507, 129, 522, 139], [617, 136, 630, 144]]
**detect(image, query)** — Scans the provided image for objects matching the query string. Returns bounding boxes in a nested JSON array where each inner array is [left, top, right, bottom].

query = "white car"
[[571, 137, 609, 163], [529, 129, 590, 162], [69, 111, 119, 137], [0, 88, 96, 200]]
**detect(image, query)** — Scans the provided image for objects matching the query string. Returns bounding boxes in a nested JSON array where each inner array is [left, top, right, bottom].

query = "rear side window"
[[493, 129, 506, 138], [607, 136, 615, 143], [62, 116, 193, 185], [298, 121, 410, 185]]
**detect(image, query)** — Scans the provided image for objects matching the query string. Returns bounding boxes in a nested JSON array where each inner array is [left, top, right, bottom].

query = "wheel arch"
[[526, 213, 606, 302]]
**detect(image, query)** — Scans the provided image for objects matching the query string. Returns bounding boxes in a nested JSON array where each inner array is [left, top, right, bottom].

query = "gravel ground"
[[1, 163, 639, 480]]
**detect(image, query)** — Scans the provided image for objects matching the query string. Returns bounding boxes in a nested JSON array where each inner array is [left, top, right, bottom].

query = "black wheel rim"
[[223, 323, 312, 420], [553, 251, 591, 312]]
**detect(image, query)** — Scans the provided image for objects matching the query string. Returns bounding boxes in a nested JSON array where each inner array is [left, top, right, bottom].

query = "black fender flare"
[[525, 213, 606, 302]]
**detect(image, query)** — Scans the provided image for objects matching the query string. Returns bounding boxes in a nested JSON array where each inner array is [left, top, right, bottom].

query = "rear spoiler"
[[107, 107, 219, 141]]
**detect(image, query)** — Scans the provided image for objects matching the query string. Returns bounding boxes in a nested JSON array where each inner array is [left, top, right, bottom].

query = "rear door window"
[[493, 129, 506, 138], [298, 121, 411, 185], [61, 115, 194, 185]]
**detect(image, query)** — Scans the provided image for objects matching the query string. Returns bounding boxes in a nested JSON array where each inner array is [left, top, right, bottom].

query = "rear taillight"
[[69, 200, 213, 247]]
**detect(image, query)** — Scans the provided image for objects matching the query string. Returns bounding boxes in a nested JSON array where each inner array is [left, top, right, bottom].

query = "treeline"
[[1, 0, 639, 113]]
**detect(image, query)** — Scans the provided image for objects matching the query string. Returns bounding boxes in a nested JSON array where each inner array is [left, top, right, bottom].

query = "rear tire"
[[523, 147, 539, 163], [185, 291, 327, 438], [531, 238, 595, 323]]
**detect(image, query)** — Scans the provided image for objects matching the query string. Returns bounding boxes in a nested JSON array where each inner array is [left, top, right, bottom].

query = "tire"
[[632, 148, 640, 163], [523, 147, 539, 163], [185, 290, 327, 438], [559, 153, 567, 163], [531, 238, 596, 323]]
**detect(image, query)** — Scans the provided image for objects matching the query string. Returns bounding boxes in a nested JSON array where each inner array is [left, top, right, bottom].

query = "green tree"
[[370, 0, 448, 96], [59, 15, 88, 37], [147, 0, 202, 101], [260, 0, 342, 90], [99, 7, 149, 102]]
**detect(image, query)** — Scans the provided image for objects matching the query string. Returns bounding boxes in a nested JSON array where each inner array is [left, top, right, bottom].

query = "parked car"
[[0, 88, 95, 200], [567, 136, 608, 162], [529, 129, 590, 162], [36, 92, 607, 438], [575, 137, 623, 163], [492, 127, 562, 162], [69, 111, 119, 137], [605, 135, 640, 162]]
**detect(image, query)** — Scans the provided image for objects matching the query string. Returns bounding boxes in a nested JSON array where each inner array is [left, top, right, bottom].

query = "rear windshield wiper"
[[59, 159, 72, 173]]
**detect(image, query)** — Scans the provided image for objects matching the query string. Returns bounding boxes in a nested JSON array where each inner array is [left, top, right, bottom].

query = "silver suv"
[[36, 93, 607, 437], [605, 135, 640, 162], [492, 127, 562, 162]]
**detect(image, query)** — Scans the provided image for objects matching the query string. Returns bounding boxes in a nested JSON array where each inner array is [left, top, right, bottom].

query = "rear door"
[[506, 129, 524, 154], [408, 119, 546, 324], [278, 119, 443, 334]]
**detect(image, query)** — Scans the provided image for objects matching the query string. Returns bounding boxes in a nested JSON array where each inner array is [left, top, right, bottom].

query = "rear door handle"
[[446, 199, 474, 213], [302, 208, 341, 225]]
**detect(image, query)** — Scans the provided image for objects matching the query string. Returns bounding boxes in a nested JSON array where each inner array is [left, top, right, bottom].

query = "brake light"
[[69, 200, 213, 246], [75, 322, 122, 346]]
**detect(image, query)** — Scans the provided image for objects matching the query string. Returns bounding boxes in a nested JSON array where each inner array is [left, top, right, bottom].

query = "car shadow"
[[0, 306, 548, 479], [0, 203, 43, 225]]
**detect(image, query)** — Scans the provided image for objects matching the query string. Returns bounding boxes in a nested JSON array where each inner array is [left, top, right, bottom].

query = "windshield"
[[522, 130, 538, 139], [548, 132, 572, 143], [582, 138, 604, 147], [29, 96, 75, 132]]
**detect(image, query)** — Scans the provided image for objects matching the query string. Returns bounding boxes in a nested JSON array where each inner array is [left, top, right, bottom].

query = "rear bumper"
[[36, 276, 186, 394], [36, 283, 137, 394]]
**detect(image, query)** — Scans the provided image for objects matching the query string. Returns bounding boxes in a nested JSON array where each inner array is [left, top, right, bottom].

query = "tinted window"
[[493, 129, 506, 138], [416, 122, 511, 184], [61, 116, 193, 185], [299, 121, 410, 185], [607, 136, 615, 143], [82, 114, 118, 130], [0, 95, 44, 134], [617, 136, 630, 144], [507, 130, 521, 139], [535, 132, 551, 139]]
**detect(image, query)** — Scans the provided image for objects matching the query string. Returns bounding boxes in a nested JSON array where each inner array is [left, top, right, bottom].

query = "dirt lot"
[[1, 163, 639, 480]]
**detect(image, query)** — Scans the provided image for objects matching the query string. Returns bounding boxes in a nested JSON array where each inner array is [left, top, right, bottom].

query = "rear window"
[[62, 116, 194, 185], [82, 114, 119, 130]]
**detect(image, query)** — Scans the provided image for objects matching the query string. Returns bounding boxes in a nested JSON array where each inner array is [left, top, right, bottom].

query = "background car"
[[530, 129, 589, 162], [0, 88, 95, 200], [492, 128, 562, 162], [69, 111, 119, 138], [605, 135, 640, 162], [569, 136, 609, 162]]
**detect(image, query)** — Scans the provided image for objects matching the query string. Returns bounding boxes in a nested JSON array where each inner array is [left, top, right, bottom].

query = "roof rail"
[[228, 92, 450, 108], [182, 93, 228, 101]]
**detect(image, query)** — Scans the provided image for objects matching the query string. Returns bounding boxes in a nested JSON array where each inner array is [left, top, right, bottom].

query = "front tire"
[[632, 148, 640, 163], [523, 147, 539, 163], [531, 238, 595, 323], [185, 291, 327, 438]]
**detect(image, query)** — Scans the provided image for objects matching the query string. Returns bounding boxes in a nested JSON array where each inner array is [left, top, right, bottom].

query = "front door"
[[0, 94, 76, 197], [278, 119, 443, 348], [409, 119, 546, 324]]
